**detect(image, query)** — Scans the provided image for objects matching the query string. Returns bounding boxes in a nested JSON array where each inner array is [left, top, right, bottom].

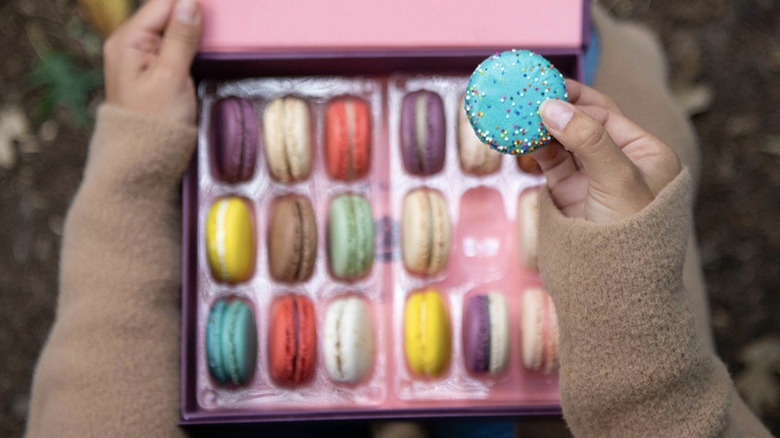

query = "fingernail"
[[175, 0, 198, 24], [540, 99, 574, 131]]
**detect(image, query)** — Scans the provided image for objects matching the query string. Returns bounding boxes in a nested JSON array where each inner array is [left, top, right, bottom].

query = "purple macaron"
[[400, 90, 446, 176], [463, 292, 509, 375], [209, 97, 258, 183]]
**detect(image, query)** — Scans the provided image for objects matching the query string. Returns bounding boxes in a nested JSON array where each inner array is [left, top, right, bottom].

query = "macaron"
[[325, 97, 371, 180], [323, 296, 374, 383], [269, 295, 317, 386], [209, 97, 257, 183], [263, 96, 312, 183], [401, 188, 451, 276], [400, 90, 446, 176], [463, 292, 510, 375], [205, 298, 257, 386], [458, 96, 502, 176], [267, 195, 317, 283], [404, 288, 451, 377], [517, 154, 542, 175], [520, 288, 559, 374], [465, 49, 568, 155], [206, 196, 255, 283], [517, 188, 540, 271], [327, 194, 374, 281]]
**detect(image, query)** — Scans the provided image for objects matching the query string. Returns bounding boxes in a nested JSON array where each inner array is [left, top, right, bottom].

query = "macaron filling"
[[414, 93, 428, 171]]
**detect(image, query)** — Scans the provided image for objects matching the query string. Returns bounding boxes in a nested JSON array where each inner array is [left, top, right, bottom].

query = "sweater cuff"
[[538, 168, 692, 306], [82, 104, 197, 198]]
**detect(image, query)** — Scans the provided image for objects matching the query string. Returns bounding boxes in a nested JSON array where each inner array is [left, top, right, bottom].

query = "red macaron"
[[325, 97, 371, 180], [269, 295, 317, 386]]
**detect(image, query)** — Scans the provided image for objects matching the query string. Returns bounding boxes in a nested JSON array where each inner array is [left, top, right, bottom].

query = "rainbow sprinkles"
[[465, 49, 568, 155]]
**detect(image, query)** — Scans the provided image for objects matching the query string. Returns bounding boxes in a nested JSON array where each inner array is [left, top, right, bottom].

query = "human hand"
[[104, 0, 202, 126], [531, 80, 682, 223]]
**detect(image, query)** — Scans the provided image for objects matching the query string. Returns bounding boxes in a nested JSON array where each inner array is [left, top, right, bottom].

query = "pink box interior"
[[183, 0, 590, 426]]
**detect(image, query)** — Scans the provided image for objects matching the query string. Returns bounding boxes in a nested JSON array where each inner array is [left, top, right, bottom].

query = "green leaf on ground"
[[27, 50, 103, 127]]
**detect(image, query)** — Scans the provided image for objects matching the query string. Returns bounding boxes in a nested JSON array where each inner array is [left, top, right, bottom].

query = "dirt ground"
[[0, 0, 778, 436]]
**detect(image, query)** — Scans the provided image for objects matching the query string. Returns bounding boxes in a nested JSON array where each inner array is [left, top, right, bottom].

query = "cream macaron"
[[323, 296, 374, 383], [263, 96, 312, 183], [401, 188, 451, 276]]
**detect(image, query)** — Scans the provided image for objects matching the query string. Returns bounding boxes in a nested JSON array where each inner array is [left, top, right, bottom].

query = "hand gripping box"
[[182, 0, 591, 426]]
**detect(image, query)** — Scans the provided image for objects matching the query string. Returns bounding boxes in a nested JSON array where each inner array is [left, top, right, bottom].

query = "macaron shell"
[[543, 297, 560, 375], [465, 49, 567, 155], [328, 195, 374, 280], [401, 189, 451, 275], [206, 299, 228, 383], [521, 289, 544, 371], [221, 300, 258, 385], [294, 296, 317, 383], [487, 292, 510, 374], [463, 295, 491, 373], [325, 98, 371, 180], [517, 188, 540, 271], [427, 191, 451, 274], [269, 295, 316, 385], [267, 195, 317, 283], [263, 96, 312, 182], [210, 97, 257, 183], [206, 197, 255, 283], [457, 96, 502, 175], [517, 154, 542, 174], [324, 297, 373, 383], [404, 289, 451, 376], [400, 90, 446, 175]]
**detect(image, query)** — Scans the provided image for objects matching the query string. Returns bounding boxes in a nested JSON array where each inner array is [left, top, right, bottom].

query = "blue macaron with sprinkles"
[[465, 49, 568, 155]]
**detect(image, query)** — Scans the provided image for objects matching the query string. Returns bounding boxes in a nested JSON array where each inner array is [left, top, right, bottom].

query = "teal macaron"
[[206, 298, 257, 386], [465, 49, 568, 155], [328, 194, 374, 280]]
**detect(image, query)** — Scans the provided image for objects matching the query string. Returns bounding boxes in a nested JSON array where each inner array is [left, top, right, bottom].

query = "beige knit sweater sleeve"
[[25, 105, 771, 437], [25, 105, 196, 438], [538, 169, 771, 437]]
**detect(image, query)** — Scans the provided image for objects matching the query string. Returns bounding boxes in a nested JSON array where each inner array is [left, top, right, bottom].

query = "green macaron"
[[328, 194, 374, 280], [206, 298, 257, 386]]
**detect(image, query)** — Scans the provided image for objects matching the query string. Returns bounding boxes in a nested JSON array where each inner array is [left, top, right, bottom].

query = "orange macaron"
[[269, 295, 317, 386], [325, 96, 371, 180]]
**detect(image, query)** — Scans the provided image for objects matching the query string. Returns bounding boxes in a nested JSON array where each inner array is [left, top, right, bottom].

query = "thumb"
[[539, 99, 654, 219], [539, 99, 632, 188], [158, 0, 202, 73]]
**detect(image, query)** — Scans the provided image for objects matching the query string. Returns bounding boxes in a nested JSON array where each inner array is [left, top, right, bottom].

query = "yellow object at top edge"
[[206, 197, 255, 283], [404, 289, 450, 377]]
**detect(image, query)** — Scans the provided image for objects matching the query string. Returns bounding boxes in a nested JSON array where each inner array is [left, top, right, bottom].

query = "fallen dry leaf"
[[78, 0, 133, 37], [0, 106, 35, 170], [761, 135, 780, 158], [671, 81, 714, 116], [735, 337, 780, 416]]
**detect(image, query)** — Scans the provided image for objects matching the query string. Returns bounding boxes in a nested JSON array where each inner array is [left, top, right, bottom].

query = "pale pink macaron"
[[520, 288, 559, 374]]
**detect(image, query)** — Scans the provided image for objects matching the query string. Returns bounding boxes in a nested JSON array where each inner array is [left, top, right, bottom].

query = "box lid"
[[199, 0, 586, 53]]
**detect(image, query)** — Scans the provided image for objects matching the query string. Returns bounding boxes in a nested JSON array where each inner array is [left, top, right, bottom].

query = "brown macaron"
[[267, 195, 318, 283]]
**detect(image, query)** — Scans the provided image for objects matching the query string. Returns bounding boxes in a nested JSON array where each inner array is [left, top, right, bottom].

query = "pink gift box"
[[183, 0, 591, 427]]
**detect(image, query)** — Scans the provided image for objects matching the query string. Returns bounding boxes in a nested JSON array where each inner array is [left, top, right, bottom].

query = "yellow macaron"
[[404, 288, 451, 377], [206, 196, 255, 283]]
